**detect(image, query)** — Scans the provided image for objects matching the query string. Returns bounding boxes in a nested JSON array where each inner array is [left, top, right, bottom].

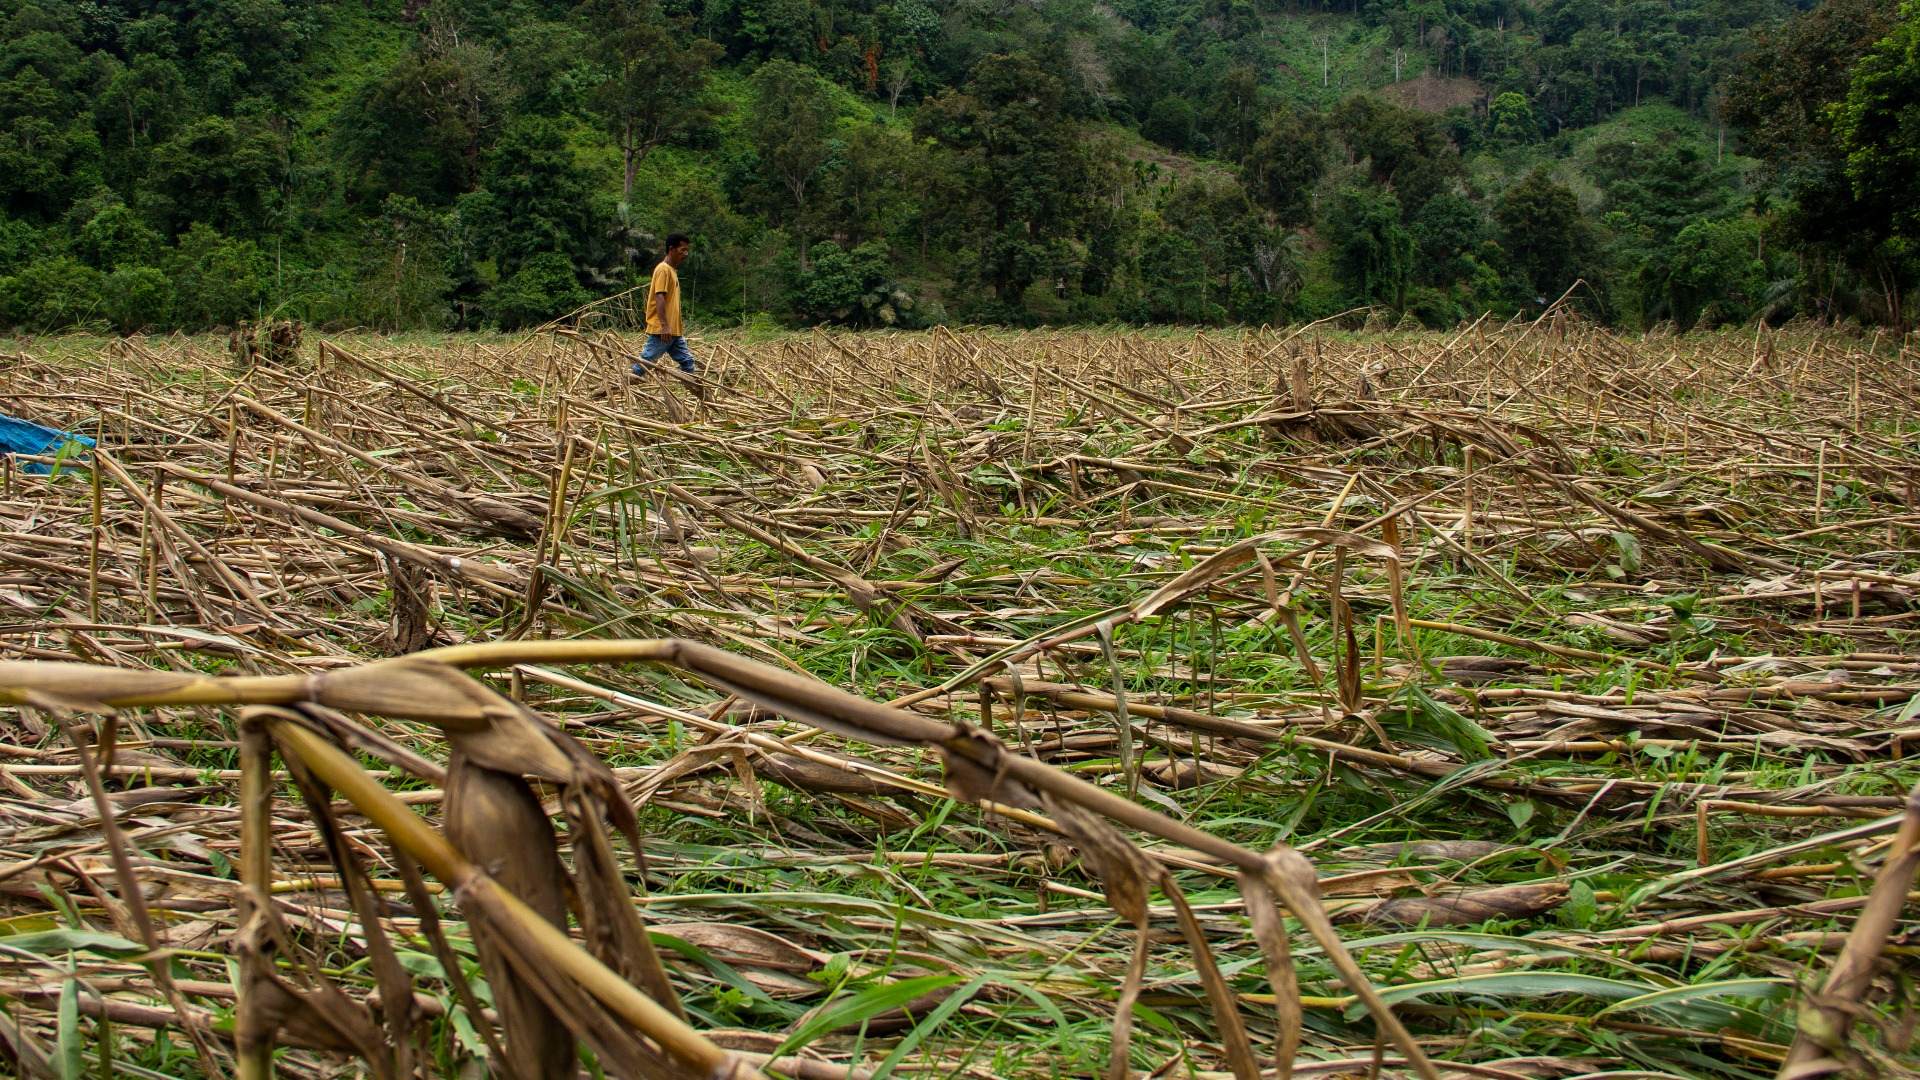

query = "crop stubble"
[[0, 318, 1916, 1078]]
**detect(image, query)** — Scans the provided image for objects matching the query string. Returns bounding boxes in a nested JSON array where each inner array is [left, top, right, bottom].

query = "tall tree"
[[472, 116, 593, 276], [1327, 185, 1414, 309], [819, 122, 919, 247], [147, 116, 286, 235], [93, 56, 189, 156], [578, 0, 723, 205], [1206, 65, 1264, 163], [337, 18, 508, 205], [1244, 105, 1328, 228], [1658, 216, 1766, 328], [1496, 167, 1596, 307], [1411, 191, 1489, 289], [747, 60, 838, 256]]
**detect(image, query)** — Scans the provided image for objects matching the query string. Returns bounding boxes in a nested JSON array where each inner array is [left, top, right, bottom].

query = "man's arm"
[[652, 289, 669, 332]]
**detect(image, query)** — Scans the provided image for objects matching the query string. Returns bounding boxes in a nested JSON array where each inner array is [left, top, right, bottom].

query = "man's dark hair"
[[664, 233, 691, 250]]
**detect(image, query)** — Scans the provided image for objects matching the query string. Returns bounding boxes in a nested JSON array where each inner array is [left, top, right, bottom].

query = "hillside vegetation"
[[0, 0, 1916, 332]]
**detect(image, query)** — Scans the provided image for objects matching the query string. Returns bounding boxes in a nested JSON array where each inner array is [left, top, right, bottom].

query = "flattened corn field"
[[1, 322, 1918, 1080]]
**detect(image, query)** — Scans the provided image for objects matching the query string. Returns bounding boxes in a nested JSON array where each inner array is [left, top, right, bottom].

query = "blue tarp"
[[0, 413, 95, 474]]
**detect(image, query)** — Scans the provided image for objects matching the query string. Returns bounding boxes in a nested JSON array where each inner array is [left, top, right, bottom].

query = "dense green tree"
[[0, 26, 104, 220], [1831, 2, 1920, 246], [1487, 91, 1536, 144], [1659, 216, 1765, 328], [1589, 138, 1743, 323], [1330, 95, 1460, 213], [1143, 96, 1198, 152], [819, 122, 920, 247], [1594, 142, 1737, 242], [1327, 185, 1413, 309], [1725, 0, 1896, 169], [1206, 64, 1264, 162], [93, 55, 191, 159], [166, 222, 268, 326], [1495, 167, 1596, 306], [502, 21, 595, 115], [354, 195, 456, 331], [0, 215, 42, 276], [1106, 33, 1190, 128], [704, 0, 819, 61], [337, 23, 508, 205], [102, 265, 174, 332], [915, 52, 1100, 311], [472, 116, 594, 275], [1725, 0, 1907, 322], [1411, 190, 1487, 288], [145, 116, 285, 234], [1151, 173, 1295, 324], [1244, 105, 1328, 229], [1, 28, 103, 120], [0, 255, 104, 330], [795, 240, 915, 325], [0, 114, 100, 219], [166, 0, 322, 108], [1134, 227, 1222, 324], [74, 200, 163, 270], [1531, 0, 1728, 129]]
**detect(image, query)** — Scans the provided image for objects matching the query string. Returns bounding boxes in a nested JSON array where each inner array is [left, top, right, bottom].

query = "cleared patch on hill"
[[1380, 72, 1485, 113]]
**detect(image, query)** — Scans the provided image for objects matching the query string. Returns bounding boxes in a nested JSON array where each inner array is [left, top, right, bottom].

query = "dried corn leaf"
[[1337, 882, 1572, 927]]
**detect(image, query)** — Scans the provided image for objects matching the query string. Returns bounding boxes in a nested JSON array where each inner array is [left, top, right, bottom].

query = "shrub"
[[167, 223, 269, 327], [1488, 92, 1538, 144], [76, 203, 163, 271], [487, 252, 590, 329], [0, 256, 105, 330], [103, 266, 174, 332], [0, 215, 43, 276], [1664, 217, 1766, 328], [793, 241, 916, 327]]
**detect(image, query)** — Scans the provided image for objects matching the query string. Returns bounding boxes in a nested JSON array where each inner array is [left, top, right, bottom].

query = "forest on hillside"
[[0, 0, 1915, 334]]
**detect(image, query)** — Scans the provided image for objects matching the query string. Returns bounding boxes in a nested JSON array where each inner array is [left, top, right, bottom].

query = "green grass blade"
[[55, 974, 82, 1080], [773, 972, 965, 1059], [1348, 972, 1651, 1020], [1590, 976, 1791, 1028], [868, 973, 988, 1079]]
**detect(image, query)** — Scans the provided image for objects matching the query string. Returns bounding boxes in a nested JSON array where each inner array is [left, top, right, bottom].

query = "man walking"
[[634, 233, 697, 376]]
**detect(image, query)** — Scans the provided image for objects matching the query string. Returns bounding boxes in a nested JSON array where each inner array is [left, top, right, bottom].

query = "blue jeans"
[[635, 334, 696, 374]]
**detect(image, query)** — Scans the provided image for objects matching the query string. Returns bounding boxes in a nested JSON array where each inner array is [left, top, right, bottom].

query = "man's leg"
[[633, 334, 668, 375], [669, 336, 697, 374]]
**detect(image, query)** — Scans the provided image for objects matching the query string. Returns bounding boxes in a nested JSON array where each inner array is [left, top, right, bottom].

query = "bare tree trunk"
[[790, 179, 811, 271], [887, 66, 910, 119], [622, 119, 640, 204]]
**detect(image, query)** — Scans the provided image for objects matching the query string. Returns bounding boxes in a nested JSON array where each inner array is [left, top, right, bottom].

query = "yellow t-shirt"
[[646, 260, 682, 336]]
